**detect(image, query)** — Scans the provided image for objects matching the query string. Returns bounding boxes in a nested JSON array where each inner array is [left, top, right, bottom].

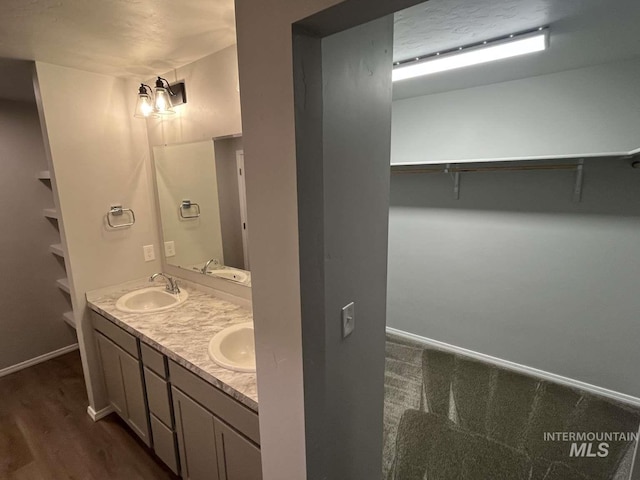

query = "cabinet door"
[[173, 387, 220, 480], [214, 418, 262, 480], [120, 349, 150, 446], [96, 332, 150, 446], [96, 333, 126, 417]]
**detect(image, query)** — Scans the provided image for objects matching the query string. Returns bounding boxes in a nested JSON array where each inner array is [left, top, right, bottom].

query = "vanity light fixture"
[[133, 84, 157, 118], [153, 77, 187, 115], [393, 27, 549, 82], [133, 77, 187, 118]]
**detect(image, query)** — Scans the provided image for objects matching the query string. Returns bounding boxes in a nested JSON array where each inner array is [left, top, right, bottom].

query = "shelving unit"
[[37, 143, 75, 330], [43, 208, 59, 219], [56, 277, 71, 294], [36, 170, 51, 180], [49, 243, 64, 257], [62, 311, 75, 328], [35, 76, 78, 333]]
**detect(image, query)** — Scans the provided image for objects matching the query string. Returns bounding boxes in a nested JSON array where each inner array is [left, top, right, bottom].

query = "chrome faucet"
[[149, 273, 180, 294], [201, 258, 221, 274]]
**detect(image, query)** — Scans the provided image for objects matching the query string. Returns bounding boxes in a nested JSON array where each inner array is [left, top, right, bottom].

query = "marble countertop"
[[86, 278, 258, 412]]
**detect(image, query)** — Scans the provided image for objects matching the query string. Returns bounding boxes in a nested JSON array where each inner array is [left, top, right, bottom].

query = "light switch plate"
[[143, 245, 155, 262], [164, 241, 176, 257], [342, 302, 355, 339]]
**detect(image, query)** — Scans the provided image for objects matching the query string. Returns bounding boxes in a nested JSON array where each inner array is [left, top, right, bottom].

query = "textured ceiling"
[[393, 0, 640, 99], [394, 0, 582, 62], [1, 0, 638, 99], [0, 0, 236, 78]]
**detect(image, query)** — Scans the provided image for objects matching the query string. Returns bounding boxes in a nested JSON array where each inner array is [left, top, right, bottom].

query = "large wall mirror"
[[153, 136, 250, 286]]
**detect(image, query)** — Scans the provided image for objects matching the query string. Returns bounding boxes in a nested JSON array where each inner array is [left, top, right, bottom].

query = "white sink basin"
[[208, 323, 256, 372], [209, 269, 249, 284], [115, 287, 189, 313]]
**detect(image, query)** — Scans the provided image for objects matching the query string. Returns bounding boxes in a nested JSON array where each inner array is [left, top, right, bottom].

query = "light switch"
[[143, 245, 155, 262], [342, 302, 355, 339], [164, 241, 176, 257]]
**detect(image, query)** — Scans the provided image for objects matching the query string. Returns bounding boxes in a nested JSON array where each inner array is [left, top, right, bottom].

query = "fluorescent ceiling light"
[[392, 29, 549, 82]]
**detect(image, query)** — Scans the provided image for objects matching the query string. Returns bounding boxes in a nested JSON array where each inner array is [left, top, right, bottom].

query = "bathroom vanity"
[[87, 279, 260, 480]]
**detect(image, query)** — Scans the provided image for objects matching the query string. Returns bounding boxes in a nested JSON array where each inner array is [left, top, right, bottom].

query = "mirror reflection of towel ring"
[[180, 200, 201, 219]]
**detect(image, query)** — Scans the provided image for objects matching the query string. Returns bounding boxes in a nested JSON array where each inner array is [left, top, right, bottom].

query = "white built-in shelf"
[[36, 170, 51, 180], [43, 208, 59, 220], [56, 277, 71, 294], [62, 311, 76, 328], [49, 243, 65, 258]]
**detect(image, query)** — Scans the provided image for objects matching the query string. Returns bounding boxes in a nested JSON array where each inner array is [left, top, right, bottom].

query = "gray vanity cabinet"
[[94, 326, 150, 446], [170, 360, 262, 480], [95, 334, 126, 416], [172, 387, 221, 480], [91, 311, 261, 479], [214, 418, 262, 480]]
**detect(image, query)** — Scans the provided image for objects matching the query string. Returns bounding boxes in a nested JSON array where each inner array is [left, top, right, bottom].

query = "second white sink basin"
[[208, 323, 256, 372], [209, 269, 250, 284], [115, 287, 188, 313]]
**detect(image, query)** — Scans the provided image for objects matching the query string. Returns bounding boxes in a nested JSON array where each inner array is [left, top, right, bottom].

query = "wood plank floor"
[[0, 350, 178, 480]]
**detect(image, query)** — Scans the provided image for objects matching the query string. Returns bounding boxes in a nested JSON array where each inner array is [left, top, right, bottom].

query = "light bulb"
[[134, 84, 157, 118], [393, 30, 549, 82], [154, 78, 176, 115]]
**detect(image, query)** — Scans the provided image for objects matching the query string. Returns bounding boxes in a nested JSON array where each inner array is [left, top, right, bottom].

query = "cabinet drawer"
[[150, 414, 179, 475], [91, 312, 138, 358], [169, 361, 260, 445], [144, 367, 172, 427], [141, 343, 167, 378]]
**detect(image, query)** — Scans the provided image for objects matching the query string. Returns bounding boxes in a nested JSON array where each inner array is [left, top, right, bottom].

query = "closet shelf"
[[56, 278, 71, 294], [43, 208, 59, 220], [62, 311, 76, 328], [36, 170, 51, 180], [49, 243, 65, 258]]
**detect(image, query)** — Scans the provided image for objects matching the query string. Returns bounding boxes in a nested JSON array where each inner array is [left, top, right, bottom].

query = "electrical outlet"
[[164, 241, 176, 257], [143, 245, 155, 262], [342, 302, 355, 339]]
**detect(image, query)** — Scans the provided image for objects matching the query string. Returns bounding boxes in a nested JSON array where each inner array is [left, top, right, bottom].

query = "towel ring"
[[180, 200, 201, 219], [107, 205, 136, 228]]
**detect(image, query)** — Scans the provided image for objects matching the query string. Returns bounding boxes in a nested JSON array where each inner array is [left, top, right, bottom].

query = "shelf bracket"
[[444, 163, 461, 200], [573, 159, 584, 203]]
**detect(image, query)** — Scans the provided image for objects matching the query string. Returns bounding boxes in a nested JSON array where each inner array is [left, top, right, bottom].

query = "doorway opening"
[[293, 0, 640, 478]]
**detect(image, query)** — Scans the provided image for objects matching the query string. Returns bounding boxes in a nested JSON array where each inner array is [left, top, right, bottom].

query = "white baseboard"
[[87, 405, 114, 421], [386, 327, 640, 408], [0, 343, 79, 378]]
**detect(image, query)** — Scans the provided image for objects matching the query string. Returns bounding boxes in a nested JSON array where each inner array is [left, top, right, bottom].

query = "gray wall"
[[391, 57, 640, 164], [235, 0, 421, 477], [236, 2, 342, 478], [387, 158, 640, 398], [295, 16, 394, 479], [0, 98, 76, 370], [214, 136, 244, 270]]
